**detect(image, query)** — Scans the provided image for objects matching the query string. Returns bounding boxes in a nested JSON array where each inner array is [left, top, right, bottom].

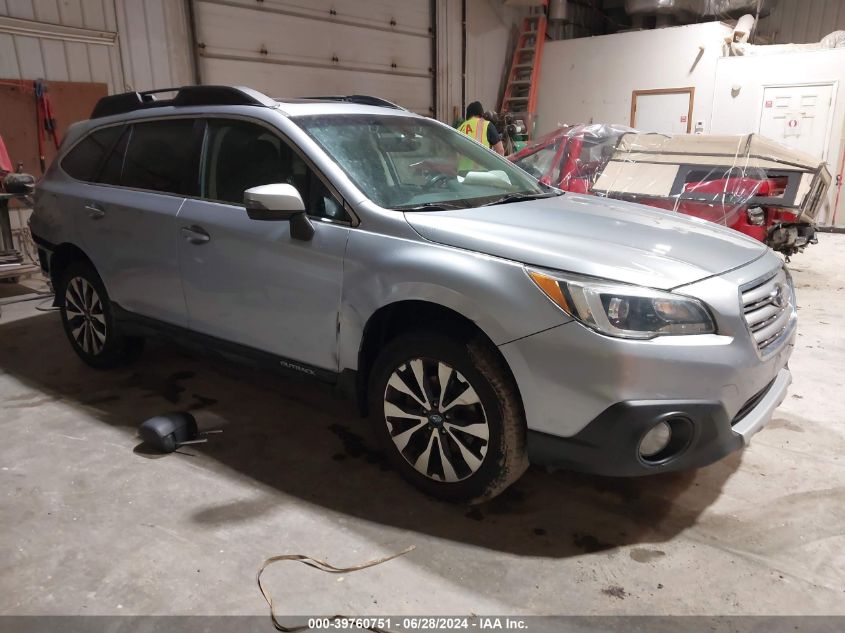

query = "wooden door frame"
[[630, 87, 695, 132]]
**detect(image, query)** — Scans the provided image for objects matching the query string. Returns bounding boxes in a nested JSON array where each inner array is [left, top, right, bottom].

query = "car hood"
[[404, 193, 767, 289]]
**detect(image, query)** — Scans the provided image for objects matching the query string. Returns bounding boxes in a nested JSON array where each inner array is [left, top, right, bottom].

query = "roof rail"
[[300, 95, 407, 111], [90, 85, 276, 119]]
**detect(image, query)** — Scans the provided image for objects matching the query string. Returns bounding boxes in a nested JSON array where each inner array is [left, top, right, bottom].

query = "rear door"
[[176, 117, 351, 371], [61, 119, 198, 326], [73, 118, 199, 326]]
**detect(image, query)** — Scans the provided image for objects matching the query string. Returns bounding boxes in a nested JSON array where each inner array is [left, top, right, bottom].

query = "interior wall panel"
[[435, 0, 463, 122], [4, 0, 35, 19], [0, 0, 121, 92], [117, 0, 156, 91], [63, 40, 92, 82], [0, 32, 20, 77], [12, 35, 46, 80], [32, 0, 61, 23], [114, 0, 194, 91], [0, 0, 193, 95], [81, 0, 109, 31], [465, 0, 523, 117], [56, 0, 86, 28]]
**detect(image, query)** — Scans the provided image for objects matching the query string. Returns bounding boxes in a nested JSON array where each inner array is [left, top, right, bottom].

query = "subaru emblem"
[[770, 284, 786, 308]]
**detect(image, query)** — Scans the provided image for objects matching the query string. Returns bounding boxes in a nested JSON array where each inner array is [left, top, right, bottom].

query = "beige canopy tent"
[[592, 132, 831, 224]]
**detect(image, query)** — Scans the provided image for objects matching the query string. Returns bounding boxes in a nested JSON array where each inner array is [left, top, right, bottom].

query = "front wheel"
[[369, 332, 528, 503], [58, 261, 144, 369]]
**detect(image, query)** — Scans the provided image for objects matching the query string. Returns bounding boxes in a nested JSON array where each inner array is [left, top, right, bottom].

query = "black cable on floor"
[[0, 292, 54, 307], [35, 297, 59, 312]]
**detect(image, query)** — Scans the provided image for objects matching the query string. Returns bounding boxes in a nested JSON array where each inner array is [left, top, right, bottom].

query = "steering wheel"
[[424, 173, 454, 190]]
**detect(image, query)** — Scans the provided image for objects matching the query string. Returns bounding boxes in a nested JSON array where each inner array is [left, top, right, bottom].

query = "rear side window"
[[61, 126, 125, 181], [121, 120, 196, 194], [97, 126, 131, 186]]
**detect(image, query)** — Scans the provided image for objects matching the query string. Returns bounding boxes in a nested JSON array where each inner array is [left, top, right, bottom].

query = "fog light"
[[639, 421, 672, 458]]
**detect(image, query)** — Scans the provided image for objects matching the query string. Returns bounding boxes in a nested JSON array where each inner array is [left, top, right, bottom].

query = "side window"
[[97, 126, 131, 186], [202, 119, 349, 221], [61, 125, 125, 182], [308, 172, 347, 221], [121, 119, 196, 194]]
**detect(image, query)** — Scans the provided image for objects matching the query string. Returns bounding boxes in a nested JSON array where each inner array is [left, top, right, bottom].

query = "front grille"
[[741, 268, 793, 353]]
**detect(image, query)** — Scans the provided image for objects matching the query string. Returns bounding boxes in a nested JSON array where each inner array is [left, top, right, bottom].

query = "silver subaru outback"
[[31, 86, 795, 502]]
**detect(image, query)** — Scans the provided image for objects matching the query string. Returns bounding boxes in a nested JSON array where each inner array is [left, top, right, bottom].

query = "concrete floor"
[[1, 235, 844, 618]]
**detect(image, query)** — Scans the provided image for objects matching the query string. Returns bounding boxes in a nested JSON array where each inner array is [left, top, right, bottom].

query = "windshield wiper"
[[481, 191, 563, 207], [396, 201, 470, 212]]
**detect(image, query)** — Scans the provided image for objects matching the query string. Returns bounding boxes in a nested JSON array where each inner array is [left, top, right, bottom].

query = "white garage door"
[[194, 0, 434, 115]]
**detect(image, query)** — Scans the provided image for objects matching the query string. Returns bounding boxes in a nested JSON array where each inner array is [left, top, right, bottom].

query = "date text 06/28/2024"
[[305, 617, 528, 630]]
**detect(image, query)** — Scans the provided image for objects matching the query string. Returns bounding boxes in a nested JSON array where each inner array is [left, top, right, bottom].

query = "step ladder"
[[500, 5, 547, 143]]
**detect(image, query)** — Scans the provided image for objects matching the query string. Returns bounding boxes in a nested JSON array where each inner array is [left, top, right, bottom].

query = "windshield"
[[293, 113, 548, 209], [513, 142, 560, 180]]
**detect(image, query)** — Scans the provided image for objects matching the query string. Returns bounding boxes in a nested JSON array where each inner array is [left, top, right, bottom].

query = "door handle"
[[85, 203, 105, 220], [180, 225, 211, 245]]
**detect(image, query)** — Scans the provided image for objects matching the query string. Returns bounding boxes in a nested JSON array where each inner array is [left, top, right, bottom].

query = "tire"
[[58, 261, 144, 369], [369, 331, 528, 503]]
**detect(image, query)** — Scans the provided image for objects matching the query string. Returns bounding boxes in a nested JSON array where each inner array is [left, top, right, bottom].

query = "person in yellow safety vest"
[[458, 101, 505, 156]]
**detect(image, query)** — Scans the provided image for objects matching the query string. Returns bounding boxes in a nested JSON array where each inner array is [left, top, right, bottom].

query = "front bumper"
[[526, 368, 791, 476], [731, 366, 792, 442], [499, 253, 795, 476]]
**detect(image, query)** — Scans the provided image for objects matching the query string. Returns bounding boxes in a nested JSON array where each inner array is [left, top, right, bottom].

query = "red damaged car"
[[509, 124, 831, 256]]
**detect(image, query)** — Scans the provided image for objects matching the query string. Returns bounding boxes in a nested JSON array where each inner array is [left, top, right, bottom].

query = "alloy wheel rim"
[[383, 358, 490, 482], [65, 277, 107, 356]]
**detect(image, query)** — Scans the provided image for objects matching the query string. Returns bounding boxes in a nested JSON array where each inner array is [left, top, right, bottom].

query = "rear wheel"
[[369, 331, 528, 502], [59, 261, 144, 368]]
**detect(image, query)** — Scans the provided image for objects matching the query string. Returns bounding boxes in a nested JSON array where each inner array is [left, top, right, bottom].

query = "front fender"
[[338, 228, 569, 371]]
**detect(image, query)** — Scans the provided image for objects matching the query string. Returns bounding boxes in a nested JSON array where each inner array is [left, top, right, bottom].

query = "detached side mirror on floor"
[[138, 412, 222, 453], [244, 183, 315, 241]]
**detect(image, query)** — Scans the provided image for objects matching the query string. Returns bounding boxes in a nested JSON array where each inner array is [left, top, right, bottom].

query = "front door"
[[177, 118, 351, 371]]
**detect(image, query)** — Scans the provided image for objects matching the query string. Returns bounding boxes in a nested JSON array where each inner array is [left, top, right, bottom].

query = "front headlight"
[[528, 269, 715, 339]]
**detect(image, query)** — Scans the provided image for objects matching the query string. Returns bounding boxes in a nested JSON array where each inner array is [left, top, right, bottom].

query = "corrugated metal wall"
[[0, 0, 122, 91], [0, 0, 193, 93], [115, 0, 193, 92], [435, 0, 464, 122], [465, 0, 520, 117], [0, 0, 493, 122], [757, 0, 845, 44]]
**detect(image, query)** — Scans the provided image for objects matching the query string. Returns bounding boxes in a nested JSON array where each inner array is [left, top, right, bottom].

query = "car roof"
[[88, 86, 420, 122], [274, 99, 421, 118]]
